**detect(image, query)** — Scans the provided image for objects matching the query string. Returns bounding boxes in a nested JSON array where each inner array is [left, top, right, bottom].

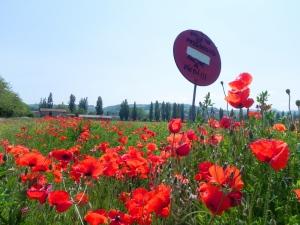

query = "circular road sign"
[[173, 30, 221, 86]]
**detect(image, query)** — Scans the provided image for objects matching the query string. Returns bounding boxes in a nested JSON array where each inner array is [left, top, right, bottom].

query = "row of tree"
[[39, 93, 104, 115], [38, 92, 300, 122], [118, 100, 186, 121]]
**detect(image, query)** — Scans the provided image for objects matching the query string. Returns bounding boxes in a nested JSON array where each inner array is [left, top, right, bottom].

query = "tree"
[[172, 103, 177, 118], [119, 99, 129, 121], [137, 108, 146, 121], [56, 102, 67, 109], [180, 104, 185, 121], [296, 100, 300, 121], [239, 108, 244, 121], [161, 101, 166, 121], [0, 76, 31, 117], [68, 94, 76, 113], [78, 97, 88, 114], [131, 102, 137, 121], [39, 98, 47, 109], [230, 109, 235, 118], [154, 101, 160, 121], [95, 96, 103, 115], [219, 108, 224, 120], [149, 102, 153, 121], [165, 102, 171, 121], [47, 92, 53, 108]]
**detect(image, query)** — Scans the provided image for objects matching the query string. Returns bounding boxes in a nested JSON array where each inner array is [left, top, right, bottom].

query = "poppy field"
[[1, 74, 300, 225]]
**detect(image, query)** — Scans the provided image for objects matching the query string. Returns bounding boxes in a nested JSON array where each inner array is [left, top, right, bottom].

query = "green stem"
[[263, 168, 272, 224]]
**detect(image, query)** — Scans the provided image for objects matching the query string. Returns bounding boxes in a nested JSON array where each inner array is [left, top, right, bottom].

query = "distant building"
[[78, 114, 114, 121], [39, 108, 67, 117]]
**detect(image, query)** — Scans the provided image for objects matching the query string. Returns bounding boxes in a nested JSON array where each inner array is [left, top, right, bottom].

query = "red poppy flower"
[[121, 147, 149, 179], [75, 192, 89, 205], [99, 150, 121, 177], [228, 73, 253, 90], [220, 116, 232, 129], [208, 134, 223, 146], [272, 123, 287, 132], [226, 88, 254, 109], [50, 149, 73, 162], [196, 163, 244, 215], [108, 209, 133, 225], [27, 184, 52, 204], [198, 183, 231, 215], [175, 143, 191, 156], [7, 145, 30, 158], [248, 111, 262, 119], [48, 190, 72, 213], [0, 153, 4, 165], [186, 129, 198, 141], [97, 142, 110, 152], [85, 209, 108, 225], [118, 136, 128, 145], [70, 156, 103, 181], [146, 143, 157, 152], [249, 139, 290, 171], [197, 126, 208, 136], [208, 165, 244, 191], [123, 184, 171, 224], [168, 118, 182, 133], [293, 189, 300, 202], [195, 161, 214, 181], [16, 152, 50, 172], [226, 73, 254, 109], [208, 118, 220, 129]]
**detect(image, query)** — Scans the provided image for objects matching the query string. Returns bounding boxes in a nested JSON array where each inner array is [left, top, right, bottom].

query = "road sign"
[[173, 30, 221, 86]]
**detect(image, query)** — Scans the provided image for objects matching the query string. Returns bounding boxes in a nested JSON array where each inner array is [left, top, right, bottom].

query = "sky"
[[0, 0, 300, 110]]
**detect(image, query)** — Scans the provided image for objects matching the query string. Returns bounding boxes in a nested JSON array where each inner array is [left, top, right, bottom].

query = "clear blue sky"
[[0, 0, 299, 110]]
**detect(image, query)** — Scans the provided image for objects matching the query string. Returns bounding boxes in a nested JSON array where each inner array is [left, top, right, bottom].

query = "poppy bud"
[[286, 89, 290, 95]]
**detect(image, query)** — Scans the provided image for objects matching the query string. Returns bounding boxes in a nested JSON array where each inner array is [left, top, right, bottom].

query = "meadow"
[[1, 74, 300, 225], [0, 112, 300, 225]]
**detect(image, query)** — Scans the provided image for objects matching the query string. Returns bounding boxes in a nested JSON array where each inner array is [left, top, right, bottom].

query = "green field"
[[0, 116, 300, 225]]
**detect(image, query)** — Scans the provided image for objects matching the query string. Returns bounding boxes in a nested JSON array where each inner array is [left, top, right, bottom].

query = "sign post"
[[173, 30, 221, 121]]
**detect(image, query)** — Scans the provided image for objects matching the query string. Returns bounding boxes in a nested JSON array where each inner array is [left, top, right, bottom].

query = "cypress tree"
[[149, 102, 153, 121], [132, 101, 137, 121], [180, 104, 185, 121], [124, 99, 129, 120], [165, 102, 171, 121], [161, 101, 166, 121], [47, 92, 53, 108], [95, 96, 103, 115], [68, 94, 76, 113], [172, 103, 177, 118], [154, 101, 160, 121], [219, 108, 224, 120], [119, 101, 124, 120]]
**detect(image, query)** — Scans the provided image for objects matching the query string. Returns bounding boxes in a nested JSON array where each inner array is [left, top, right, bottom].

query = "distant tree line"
[[34, 91, 300, 123], [38, 93, 104, 115]]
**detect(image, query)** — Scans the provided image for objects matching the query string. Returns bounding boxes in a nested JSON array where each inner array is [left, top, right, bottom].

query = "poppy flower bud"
[[168, 119, 182, 133], [286, 89, 290, 95]]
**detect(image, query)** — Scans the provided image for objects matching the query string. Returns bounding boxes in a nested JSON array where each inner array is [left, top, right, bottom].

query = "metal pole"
[[192, 84, 197, 121]]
